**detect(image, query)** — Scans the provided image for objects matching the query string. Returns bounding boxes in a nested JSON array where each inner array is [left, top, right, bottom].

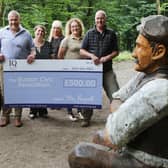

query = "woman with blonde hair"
[[58, 18, 85, 121], [58, 18, 84, 59], [48, 20, 64, 59]]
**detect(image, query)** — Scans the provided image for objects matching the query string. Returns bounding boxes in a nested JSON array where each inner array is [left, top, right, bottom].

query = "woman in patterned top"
[[29, 25, 52, 119]]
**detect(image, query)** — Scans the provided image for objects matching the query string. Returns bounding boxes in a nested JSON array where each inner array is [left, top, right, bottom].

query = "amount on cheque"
[[64, 79, 97, 88]]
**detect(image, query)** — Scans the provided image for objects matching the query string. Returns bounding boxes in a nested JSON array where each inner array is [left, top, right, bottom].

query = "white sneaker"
[[68, 114, 78, 121], [78, 112, 84, 120]]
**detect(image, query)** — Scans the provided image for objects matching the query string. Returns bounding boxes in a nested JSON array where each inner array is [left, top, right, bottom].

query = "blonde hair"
[[48, 20, 63, 42], [65, 18, 84, 37]]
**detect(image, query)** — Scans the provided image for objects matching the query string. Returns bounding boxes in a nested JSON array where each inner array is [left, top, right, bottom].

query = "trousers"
[[81, 69, 119, 121], [0, 64, 22, 119]]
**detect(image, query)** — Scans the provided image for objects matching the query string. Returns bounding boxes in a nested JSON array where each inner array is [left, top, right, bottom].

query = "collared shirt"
[[81, 26, 119, 72], [60, 34, 83, 59], [0, 25, 34, 59]]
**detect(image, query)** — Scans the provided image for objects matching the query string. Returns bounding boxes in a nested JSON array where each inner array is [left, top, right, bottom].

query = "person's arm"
[[99, 50, 119, 64], [48, 42, 55, 59], [80, 48, 93, 59], [80, 31, 100, 65], [26, 35, 36, 64], [58, 47, 66, 59], [80, 48, 100, 65], [57, 38, 67, 59], [27, 47, 36, 64], [99, 30, 119, 63], [0, 34, 5, 62], [80, 38, 119, 65], [0, 53, 5, 62]]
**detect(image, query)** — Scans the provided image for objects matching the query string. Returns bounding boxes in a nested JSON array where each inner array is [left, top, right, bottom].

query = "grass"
[[114, 51, 133, 62]]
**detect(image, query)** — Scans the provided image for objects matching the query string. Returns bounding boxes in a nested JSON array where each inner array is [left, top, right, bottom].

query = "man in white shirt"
[[0, 10, 35, 127]]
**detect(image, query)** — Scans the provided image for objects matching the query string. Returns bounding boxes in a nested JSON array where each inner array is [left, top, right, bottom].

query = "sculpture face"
[[132, 34, 156, 73]]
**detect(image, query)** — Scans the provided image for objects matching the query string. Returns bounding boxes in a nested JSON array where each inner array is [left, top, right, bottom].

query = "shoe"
[[68, 113, 78, 122], [14, 118, 23, 127], [0, 117, 10, 127], [78, 112, 84, 120], [29, 111, 37, 119], [39, 110, 48, 118], [39, 113, 48, 118], [81, 120, 90, 127]]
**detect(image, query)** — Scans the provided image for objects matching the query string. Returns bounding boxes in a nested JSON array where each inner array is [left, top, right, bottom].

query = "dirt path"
[[0, 60, 135, 168]]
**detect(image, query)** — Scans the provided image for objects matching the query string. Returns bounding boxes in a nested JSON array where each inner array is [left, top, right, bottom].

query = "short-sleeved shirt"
[[81, 26, 119, 72], [0, 25, 34, 59], [60, 35, 82, 59]]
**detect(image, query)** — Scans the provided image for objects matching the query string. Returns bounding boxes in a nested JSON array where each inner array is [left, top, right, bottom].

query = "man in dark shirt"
[[80, 10, 119, 127]]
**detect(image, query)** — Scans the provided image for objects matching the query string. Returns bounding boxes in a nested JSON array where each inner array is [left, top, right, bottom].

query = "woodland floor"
[[0, 60, 136, 168]]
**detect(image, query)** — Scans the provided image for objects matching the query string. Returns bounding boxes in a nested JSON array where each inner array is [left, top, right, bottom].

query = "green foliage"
[[114, 51, 133, 62], [1, 0, 168, 51]]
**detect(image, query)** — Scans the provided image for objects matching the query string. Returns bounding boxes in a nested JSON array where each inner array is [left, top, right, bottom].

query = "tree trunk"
[[156, 0, 161, 15], [0, 0, 5, 27]]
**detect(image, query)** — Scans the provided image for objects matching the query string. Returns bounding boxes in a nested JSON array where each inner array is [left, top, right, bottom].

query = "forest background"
[[0, 0, 168, 51]]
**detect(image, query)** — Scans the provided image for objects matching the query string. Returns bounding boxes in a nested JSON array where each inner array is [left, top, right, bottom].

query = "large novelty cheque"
[[3, 59, 102, 109]]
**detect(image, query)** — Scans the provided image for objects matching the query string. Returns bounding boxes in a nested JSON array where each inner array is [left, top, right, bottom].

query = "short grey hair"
[[95, 10, 107, 18], [8, 10, 20, 20]]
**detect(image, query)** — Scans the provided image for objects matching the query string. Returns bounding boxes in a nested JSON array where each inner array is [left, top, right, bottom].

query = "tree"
[[156, 0, 161, 14], [1, 0, 168, 50]]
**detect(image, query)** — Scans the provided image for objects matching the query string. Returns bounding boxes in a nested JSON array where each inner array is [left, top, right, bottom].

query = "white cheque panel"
[[3, 59, 103, 109]]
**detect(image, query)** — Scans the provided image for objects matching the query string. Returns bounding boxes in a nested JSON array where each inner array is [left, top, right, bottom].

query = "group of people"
[[0, 9, 119, 127], [0, 8, 168, 168]]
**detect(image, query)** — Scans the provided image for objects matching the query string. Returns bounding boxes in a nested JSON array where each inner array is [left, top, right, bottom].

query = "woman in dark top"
[[48, 20, 64, 59], [29, 25, 52, 119]]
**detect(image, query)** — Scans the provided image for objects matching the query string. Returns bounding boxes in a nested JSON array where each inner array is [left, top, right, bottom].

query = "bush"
[[114, 51, 133, 62]]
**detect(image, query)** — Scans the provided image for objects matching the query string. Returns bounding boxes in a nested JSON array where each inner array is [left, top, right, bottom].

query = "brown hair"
[[34, 25, 46, 37]]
